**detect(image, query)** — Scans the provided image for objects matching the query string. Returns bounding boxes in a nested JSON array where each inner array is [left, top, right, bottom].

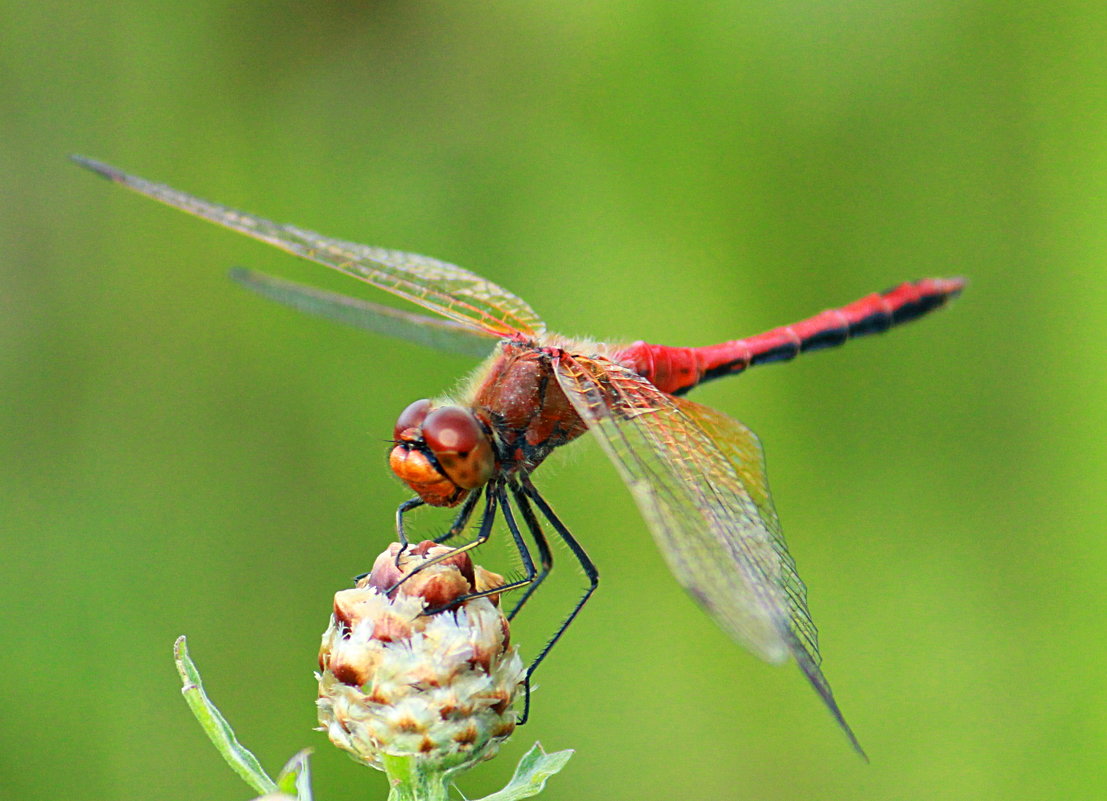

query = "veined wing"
[[552, 353, 864, 756], [230, 268, 498, 358], [72, 156, 545, 339]]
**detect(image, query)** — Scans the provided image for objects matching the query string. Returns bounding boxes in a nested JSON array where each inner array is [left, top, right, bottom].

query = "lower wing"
[[552, 352, 865, 757], [230, 268, 498, 358]]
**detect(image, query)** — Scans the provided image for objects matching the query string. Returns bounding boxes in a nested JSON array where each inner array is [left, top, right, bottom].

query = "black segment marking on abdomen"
[[749, 341, 800, 366], [891, 293, 945, 325], [847, 312, 893, 337], [800, 326, 848, 352]]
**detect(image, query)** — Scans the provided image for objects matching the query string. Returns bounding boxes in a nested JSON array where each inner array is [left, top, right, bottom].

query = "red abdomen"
[[617, 278, 964, 396]]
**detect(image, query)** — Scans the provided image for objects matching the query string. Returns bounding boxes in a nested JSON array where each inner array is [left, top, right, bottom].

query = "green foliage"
[[470, 744, 574, 801], [175, 637, 568, 801], [174, 637, 290, 799]]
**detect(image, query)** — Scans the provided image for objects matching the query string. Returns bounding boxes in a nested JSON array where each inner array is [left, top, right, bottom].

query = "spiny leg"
[[516, 476, 598, 725], [387, 483, 499, 594], [394, 497, 424, 559], [394, 486, 481, 574], [433, 489, 482, 545], [505, 479, 554, 622], [357, 498, 426, 583], [423, 482, 538, 611]]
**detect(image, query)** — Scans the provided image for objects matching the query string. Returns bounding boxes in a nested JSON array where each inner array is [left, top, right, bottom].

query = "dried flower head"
[[317, 541, 524, 774]]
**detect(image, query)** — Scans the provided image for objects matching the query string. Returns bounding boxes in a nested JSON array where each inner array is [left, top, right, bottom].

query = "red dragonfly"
[[75, 156, 962, 756]]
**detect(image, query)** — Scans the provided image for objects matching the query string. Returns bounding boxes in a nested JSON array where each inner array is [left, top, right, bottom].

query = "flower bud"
[[317, 541, 524, 774]]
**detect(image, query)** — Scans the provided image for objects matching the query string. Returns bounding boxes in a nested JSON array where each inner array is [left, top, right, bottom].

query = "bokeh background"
[[3, 2, 1105, 799]]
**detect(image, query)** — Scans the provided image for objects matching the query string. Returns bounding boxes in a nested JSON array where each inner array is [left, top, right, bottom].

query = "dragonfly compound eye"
[[422, 406, 495, 490], [394, 398, 432, 441]]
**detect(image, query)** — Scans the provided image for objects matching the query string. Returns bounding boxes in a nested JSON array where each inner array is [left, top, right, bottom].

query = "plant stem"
[[382, 755, 451, 801]]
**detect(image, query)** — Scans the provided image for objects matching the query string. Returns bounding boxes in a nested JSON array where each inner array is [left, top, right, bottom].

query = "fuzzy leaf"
[[470, 743, 573, 801], [174, 636, 278, 795], [277, 749, 314, 801]]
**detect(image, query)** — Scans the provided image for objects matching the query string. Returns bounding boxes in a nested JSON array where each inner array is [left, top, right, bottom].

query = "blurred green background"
[[3, 1, 1105, 799]]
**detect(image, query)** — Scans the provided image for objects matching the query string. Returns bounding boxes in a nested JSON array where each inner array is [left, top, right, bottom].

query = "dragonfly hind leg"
[[505, 480, 554, 622], [515, 475, 598, 726], [418, 480, 552, 724]]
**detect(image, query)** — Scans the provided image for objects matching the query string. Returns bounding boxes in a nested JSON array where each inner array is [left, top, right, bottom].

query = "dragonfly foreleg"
[[393, 497, 425, 570], [354, 495, 423, 582], [423, 482, 538, 611], [432, 489, 482, 545], [516, 476, 598, 726], [386, 483, 498, 594], [395, 497, 424, 546], [504, 480, 554, 622]]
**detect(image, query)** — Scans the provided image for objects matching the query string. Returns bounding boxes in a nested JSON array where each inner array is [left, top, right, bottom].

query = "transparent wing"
[[72, 156, 545, 339], [552, 353, 864, 755], [230, 268, 498, 358]]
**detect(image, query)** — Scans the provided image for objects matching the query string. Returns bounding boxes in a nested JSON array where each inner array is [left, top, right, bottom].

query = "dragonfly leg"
[[423, 482, 538, 611], [433, 489, 482, 544], [386, 483, 498, 594], [504, 480, 554, 622], [394, 497, 425, 570], [516, 476, 598, 726], [353, 498, 427, 581]]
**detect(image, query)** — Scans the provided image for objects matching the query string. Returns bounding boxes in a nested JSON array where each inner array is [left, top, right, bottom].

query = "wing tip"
[[70, 154, 123, 183], [791, 639, 869, 762], [227, 265, 256, 285], [228, 266, 272, 296]]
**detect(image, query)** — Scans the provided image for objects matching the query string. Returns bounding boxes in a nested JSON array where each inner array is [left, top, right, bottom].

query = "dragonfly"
[[74, 155, 963, 756]]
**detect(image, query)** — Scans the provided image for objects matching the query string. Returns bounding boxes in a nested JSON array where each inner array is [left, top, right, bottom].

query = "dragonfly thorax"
[[389, 399, 496, 507]]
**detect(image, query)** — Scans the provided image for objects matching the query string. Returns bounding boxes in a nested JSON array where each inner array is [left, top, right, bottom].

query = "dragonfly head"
[[389, 399, 496, 507]]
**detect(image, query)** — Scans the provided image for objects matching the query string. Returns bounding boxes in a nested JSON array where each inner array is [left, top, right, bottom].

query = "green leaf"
[[277, 749, 314, 801], [470, 743, 573, 801], [173, 636, 278, 796]]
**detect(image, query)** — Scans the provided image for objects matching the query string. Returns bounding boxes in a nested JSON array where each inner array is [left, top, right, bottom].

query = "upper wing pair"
[[71, 156, 543, 347]]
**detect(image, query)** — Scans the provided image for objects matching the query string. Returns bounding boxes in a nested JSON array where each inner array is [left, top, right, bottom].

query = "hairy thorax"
[[468, 339, 592, 474]]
